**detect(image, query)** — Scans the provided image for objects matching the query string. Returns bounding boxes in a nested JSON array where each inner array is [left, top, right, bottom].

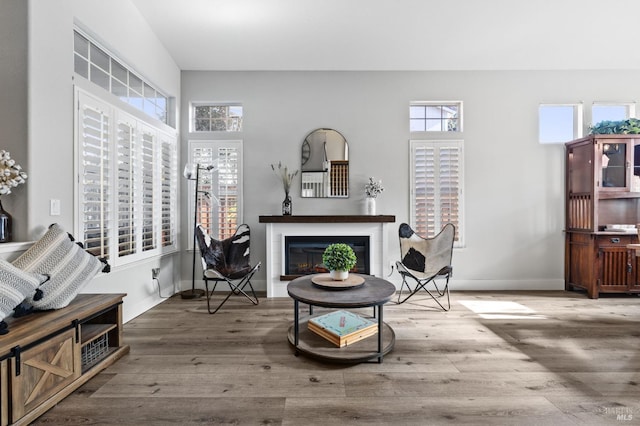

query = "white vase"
[[329, 270, 349, 281], [365, 197, 376, 215]]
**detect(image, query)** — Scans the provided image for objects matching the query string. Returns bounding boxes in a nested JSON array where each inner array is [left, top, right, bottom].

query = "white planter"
[[365, 197, 376, 215], [329, 270, 349, 281]]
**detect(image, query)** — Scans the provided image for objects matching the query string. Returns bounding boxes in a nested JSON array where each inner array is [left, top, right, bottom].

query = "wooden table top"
[[287, 274, 396, 308]]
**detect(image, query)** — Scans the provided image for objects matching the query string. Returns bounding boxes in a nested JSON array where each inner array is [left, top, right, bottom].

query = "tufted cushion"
[[0, 258, 48, 334], [12, 223, 109, 310]]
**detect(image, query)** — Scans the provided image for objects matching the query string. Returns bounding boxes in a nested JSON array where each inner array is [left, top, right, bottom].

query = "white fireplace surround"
[[259, 215, 395, 298]]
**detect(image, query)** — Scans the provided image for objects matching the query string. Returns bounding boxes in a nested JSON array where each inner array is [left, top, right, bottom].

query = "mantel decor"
[[271, 162, 298, 215], [0, 150, 28, 243], [364, 177, 384, 216]]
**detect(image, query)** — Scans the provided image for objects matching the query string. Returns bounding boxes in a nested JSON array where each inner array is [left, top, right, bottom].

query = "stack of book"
[[308, 310, 378, 347]]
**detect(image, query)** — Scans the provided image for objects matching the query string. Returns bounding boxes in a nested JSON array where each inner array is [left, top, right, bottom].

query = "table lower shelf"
[[287, 319, 395, 363]]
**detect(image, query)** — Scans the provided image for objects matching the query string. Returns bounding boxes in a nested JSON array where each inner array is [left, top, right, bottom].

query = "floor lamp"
[[182, 162, 219, 299]]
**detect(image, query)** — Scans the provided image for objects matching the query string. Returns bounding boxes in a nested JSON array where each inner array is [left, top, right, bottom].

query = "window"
[[410, 140, 464, 247], [187, 141, 243, 247], [76, 88, 178, 265], [77, 93, 112, 259], [410, 102, 462, 132], [74, 30, 169, 125], [538, 103, 583, 144], [192, 104, 243, 132], [592, 102, 636, 126]]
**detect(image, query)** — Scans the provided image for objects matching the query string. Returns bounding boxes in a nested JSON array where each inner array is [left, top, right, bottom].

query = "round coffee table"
[[287, 274, 396, 363]]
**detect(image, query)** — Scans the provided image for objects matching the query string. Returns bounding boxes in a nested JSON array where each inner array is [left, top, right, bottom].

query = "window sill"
[[0, 241, 34, 255]]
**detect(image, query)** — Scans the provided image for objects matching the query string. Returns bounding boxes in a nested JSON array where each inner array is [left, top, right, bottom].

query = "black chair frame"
[[203, 262, 260, 314]]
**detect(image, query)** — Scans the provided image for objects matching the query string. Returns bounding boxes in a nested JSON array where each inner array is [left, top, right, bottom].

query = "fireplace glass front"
[[285, 235, 370, 276]]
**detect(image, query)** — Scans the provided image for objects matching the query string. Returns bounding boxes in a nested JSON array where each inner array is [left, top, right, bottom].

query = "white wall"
[[14, 0, 640, 317], [26, 0, 182, 321], [181, 70, 640, 292], [0, 0, 29, 240]]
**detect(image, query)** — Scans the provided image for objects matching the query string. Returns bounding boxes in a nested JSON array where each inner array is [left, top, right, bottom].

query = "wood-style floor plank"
[[30, 290, 640, 425]]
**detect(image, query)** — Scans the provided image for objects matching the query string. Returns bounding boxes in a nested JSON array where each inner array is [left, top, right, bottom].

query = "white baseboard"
[[446, 278, 564, 291]]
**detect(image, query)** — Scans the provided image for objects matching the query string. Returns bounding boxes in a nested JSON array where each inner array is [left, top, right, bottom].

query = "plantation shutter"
[[159, 132, 177, 247], [192, 145, 216, 237], [217, 147, 239, 239], [76, 87, 178, 267], [140, 127, 156, 252], [116, 113, 136, 257], [188, 141, 242, 245], [78, 91, 112, 259], [411, 140, 463, 246]]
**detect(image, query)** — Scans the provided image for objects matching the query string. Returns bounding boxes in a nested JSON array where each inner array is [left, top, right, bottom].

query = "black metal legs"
[[204, 264, 260, 314], [397, 273, 451, 311]]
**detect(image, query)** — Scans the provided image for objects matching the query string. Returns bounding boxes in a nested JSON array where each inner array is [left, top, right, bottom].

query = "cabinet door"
[[597, 236, 635, 293], [629, 250, 640, 292], [632, 141, 640, 192], [599, 139, 629, 191], [1, 359, 7, 426], [10, 329, 80, 422], [568, 141, 594, 194]]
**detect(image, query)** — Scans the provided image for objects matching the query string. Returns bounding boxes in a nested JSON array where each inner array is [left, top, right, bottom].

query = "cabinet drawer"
[[596, 235, 636, 247], [10, 328, 80, 422]]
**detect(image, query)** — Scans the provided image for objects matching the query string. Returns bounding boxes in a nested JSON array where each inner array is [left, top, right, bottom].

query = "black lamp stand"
[[181, 164, 208, 299]]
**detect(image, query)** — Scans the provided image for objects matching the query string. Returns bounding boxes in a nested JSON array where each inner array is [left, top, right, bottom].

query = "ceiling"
[[130, 0, 640, 71]]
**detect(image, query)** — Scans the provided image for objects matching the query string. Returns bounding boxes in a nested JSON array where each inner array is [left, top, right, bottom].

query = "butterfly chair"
[[395, 222, 455, 311], [195, 224, 261, 314]]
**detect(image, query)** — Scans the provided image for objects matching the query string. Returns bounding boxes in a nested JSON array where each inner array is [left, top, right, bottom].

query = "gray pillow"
[[0, 258, 48, 333], [12, 223, 109, 310]]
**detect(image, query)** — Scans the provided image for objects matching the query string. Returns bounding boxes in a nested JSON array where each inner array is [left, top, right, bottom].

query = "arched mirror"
[[300, 128, 349, 198]]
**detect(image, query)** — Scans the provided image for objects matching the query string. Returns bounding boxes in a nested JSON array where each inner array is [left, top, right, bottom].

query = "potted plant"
[[322, 243, 357, 281]]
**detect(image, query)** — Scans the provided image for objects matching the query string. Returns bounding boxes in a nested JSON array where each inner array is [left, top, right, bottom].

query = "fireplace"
[[259, 215, 396, 297], [285, 235, 370, 276]]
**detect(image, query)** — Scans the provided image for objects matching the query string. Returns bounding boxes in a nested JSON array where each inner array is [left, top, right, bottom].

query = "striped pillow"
[[0, 258, 48, 333], [12, 223, 109, 310]]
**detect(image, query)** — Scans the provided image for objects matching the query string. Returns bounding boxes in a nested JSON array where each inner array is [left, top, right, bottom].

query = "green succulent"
[[590, 118, 640, 135], [322, 243, 357, 271]]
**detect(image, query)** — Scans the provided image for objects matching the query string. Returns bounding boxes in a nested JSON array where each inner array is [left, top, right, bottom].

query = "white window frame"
[[73, 29, 170, 126], [74, 86, 178, 267], [538, 103, 584, 144], [190, 103, 244, 132], [410, 101, 463, 133], [186, 140, 243, 249], [409, 140, 465, 248], [591, 102, 636, 126]]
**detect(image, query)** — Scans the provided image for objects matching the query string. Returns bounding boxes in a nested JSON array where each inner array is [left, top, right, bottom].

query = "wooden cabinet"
[[565, 135, 640, 298], [0, 294, 128, 425]]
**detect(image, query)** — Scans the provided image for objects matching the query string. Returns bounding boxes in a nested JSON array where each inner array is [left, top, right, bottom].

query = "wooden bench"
[[0, 293, 129, 425]]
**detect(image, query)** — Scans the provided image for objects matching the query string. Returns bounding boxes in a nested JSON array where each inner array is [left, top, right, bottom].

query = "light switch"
[[50, 199, 61, 216]]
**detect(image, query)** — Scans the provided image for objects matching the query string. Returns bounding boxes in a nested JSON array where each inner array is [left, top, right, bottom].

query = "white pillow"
[[12, 223, 108, 310], [0, 258, 48, 333]]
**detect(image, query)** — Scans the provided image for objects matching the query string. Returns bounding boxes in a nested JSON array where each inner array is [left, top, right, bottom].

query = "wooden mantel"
[[259, 215, 395, 224]]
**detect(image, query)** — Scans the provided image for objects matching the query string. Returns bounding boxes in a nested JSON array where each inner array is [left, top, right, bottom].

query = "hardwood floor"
[[33, 290, 640, 425]]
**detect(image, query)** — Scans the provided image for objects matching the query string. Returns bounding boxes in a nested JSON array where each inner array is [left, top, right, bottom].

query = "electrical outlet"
[[152, 268, 160, 279]]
